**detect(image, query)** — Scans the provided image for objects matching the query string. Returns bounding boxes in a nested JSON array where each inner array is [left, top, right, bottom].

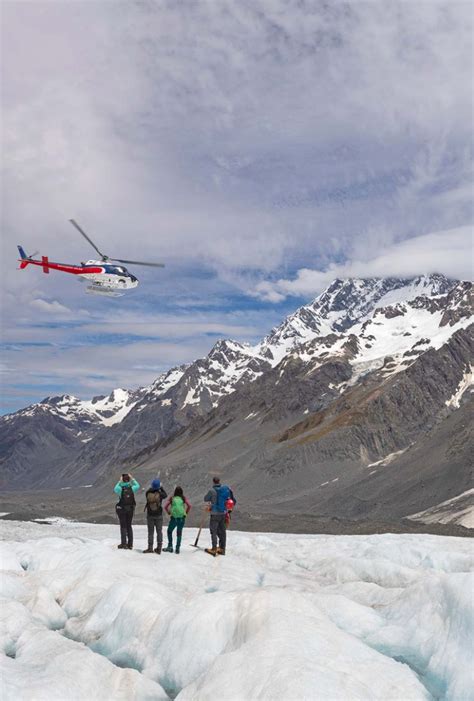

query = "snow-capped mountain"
[[1, 274, 472, 526], [78, 388, 144, 427], [134, 274, 464, 413], [132, 341, 268, 414], [256, 274, 455, 361], [277, 278, 473, 390], [0, 388, 143, 485], [2, 387, 141, 430]]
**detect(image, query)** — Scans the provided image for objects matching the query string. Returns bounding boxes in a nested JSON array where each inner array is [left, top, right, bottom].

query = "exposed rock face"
[[1, 274, 472, 527]]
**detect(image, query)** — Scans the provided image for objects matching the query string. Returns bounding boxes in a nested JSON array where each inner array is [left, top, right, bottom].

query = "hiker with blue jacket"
[[114, 473, 140, 550], [204, 477, 235, 556], [143, 478, 168, 554]]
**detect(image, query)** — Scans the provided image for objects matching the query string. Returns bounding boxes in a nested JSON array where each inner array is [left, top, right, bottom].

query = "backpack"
[[214, 485, 231, 512], [119, 485, 135, 509], [170, 496, 186, 518], [146, 491, 162, 514]]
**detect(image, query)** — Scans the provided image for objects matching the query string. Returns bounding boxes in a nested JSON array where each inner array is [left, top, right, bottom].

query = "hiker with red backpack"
[[204, 477, 236, 556], [143, 478, 168, 554], [114, 473, 140, 549], [163, 486, 191, 554]]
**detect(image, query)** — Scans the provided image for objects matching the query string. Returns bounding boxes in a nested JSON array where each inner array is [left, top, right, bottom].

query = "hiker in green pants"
[[164, 486, 191, 554]]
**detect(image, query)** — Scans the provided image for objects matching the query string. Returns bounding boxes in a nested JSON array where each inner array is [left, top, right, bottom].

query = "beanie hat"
[[151, 478, 161, 490]]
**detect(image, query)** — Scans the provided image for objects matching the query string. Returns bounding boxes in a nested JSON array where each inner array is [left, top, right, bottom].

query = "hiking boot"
[[143, 548, 154, 554], [163, 545, 173, 553], [127, 545, 133, 550], [205, 547, 218, 557], [175, 547, 180, 554], [117, 544, 126, 549], [217, 547, 226, 556], [154, 546, 162, 555]]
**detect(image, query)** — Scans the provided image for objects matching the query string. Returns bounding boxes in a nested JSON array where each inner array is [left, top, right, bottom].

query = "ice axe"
[[190, 507, 208, 548]]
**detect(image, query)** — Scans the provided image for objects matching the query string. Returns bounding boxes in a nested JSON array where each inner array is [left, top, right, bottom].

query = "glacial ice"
[[0, 520, 472, 700]]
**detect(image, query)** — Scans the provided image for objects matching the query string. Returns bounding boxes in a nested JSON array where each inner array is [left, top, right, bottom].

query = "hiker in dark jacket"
[[164, 486, 191, 554], [114, 473, 140, 549], [204, 477, 234, 556], [143, 478, 167, 554]]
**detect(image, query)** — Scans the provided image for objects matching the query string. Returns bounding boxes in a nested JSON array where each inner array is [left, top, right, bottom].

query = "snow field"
[[410, 490, 474, 529], [0, 520, 473, 701]]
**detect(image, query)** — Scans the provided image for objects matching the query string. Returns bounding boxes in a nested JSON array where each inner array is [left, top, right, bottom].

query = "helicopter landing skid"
[[86, 285, 125, 297]]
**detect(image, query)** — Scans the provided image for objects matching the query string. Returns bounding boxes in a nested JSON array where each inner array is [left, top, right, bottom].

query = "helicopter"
[[17, 219, 164, 296]]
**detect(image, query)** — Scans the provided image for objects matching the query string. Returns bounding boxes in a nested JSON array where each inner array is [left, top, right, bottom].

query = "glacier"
[[1, 520, 473, 700]]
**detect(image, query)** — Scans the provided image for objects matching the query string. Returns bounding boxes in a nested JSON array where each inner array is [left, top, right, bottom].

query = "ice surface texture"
[[0, 520, 473, 700]]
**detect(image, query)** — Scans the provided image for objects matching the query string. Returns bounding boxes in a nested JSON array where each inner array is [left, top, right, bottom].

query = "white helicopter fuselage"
[[79, 260, 139, 291]]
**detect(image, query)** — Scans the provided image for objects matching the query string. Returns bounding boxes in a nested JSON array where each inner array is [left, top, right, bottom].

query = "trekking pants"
[[167, 517, 185, 549], [116, 506, 134, 547], [147, 514, 163, 549], [210, 513, 226, 550]]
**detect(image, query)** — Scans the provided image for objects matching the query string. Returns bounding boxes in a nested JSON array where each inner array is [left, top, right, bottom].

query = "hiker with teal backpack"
[[163, 487, 191, 554], [114, 473, 140, 549]]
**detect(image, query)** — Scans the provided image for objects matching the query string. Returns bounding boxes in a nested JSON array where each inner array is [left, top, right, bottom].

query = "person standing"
[[164, 486, 191, 554], [204, 477, 234, 556], [143, 478, 168, 554], [114, 473, 140, 549]]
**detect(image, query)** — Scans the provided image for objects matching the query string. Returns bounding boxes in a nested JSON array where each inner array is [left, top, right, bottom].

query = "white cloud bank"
[[255, 226, 473, 301]]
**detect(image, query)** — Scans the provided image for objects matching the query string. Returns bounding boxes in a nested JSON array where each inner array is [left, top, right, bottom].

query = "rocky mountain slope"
[[1, 274, 472, 527]]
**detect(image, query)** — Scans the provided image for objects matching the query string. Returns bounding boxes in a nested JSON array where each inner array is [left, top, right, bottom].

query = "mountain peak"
[[259, 274, 459, 361], [208, 338, 256, 361]]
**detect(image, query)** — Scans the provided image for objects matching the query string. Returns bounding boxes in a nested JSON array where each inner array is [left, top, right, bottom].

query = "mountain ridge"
[[1, 273, 472, 530]]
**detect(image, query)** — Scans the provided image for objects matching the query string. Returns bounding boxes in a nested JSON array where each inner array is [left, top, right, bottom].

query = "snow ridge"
[[2, 388, 140, 429], [2, 274, 471, 427], [172, 274, 469, 410]]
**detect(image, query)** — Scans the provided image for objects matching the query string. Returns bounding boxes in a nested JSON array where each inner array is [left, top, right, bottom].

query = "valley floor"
[[0, 520, 473, 700], [1, 489, 473, 538]]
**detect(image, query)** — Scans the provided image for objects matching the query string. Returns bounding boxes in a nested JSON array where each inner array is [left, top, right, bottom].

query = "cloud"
[[2, 1, 472, 270], [254, 226, 474, 301], [30, 299, 75, 315]]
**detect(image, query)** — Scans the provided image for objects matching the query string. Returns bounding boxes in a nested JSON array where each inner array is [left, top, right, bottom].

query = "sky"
[[1, 0, 473, 414]]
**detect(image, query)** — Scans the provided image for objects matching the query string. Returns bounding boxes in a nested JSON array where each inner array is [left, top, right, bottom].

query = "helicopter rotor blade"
[[113, 258, 165, 268], [69, 219, 108, 260]]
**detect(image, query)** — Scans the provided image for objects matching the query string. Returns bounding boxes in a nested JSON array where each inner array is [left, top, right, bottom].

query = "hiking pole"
[[190, 508, 207, 548]]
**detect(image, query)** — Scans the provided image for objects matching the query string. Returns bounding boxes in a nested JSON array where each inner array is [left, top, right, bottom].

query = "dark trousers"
[[117, 507, 134, 546], [167, 517, 185, 548], [210, 513, 226, 550], [147, 514, 163, 548]]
